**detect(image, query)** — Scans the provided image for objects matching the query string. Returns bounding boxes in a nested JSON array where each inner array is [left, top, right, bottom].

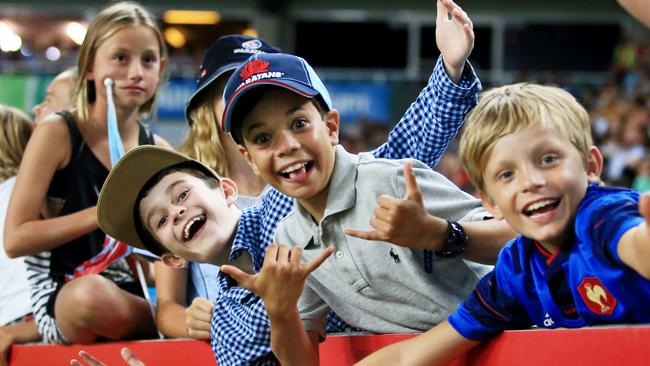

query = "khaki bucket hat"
[[97, 145, 221, 253]]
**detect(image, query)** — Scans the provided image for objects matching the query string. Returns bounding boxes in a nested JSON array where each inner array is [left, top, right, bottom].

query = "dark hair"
[[231, 86, 327, 145], [133, 162, 220, 256]]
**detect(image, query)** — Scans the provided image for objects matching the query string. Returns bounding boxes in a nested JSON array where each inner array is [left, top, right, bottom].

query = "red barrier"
[[10, 325, 650, 365]]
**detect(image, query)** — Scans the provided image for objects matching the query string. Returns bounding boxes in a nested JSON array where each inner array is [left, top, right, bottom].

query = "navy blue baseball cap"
[[221, 53, 333, 144], [184, 35, 280, 124]]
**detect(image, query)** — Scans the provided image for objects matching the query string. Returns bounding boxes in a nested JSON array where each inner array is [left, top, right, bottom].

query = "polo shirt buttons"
[[335, 250, 344, 259]]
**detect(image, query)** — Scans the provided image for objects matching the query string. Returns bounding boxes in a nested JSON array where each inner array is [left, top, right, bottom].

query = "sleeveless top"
[[45, 110, 155, 283]]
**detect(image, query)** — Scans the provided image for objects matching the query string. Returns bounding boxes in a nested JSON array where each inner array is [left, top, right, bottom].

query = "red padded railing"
[[10, 325, 650, 365]]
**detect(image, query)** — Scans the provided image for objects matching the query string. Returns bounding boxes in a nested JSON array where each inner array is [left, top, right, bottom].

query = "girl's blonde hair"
[[178, 76, 229, 176], [459, 83, 592, 192], [74, 2, 168, 123], [0, 105, 33, 182]]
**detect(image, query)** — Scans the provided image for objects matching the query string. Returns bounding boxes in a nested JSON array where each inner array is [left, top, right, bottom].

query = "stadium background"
[[0, 0, 648, 191]]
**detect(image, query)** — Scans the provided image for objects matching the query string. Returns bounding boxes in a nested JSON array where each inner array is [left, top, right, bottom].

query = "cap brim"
[[184, 63, 240, 124], [222, 79, 320, 143], [97, 145, 220, 251]]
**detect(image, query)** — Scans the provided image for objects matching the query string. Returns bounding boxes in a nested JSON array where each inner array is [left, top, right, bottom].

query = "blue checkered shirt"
[[210, 56, 482, 366]]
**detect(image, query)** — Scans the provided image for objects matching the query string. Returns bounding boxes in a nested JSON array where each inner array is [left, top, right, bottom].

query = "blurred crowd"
[[342, 34, 650, 196]]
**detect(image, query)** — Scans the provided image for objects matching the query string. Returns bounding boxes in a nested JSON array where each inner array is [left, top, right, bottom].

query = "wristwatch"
[[434, 220, 468, 258]]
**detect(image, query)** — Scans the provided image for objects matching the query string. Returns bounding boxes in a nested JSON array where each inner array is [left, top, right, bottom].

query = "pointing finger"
[[345, 228, 385, 241], [303, 247, 334, 273], [220, 265, 256, 291]]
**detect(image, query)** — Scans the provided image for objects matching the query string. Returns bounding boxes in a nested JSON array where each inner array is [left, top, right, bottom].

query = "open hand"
[[436, 0, 474, 83], [186, 297, 214, 339], [220, 244, 334, 317], [346, 161, 447, 250]]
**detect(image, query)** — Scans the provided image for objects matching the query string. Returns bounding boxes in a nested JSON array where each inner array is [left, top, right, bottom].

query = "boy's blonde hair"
[[178, 77, 229, 177], [0, 105, 33, 182], [460, 83, 592, 192], [74, 1, 168, 123]]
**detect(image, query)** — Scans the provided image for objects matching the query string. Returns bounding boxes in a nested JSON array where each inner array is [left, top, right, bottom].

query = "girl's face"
[[87, 25, 165, 111]]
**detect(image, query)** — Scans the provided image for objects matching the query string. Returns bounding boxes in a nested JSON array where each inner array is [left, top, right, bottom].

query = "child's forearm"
[[154, 263, 190, 338], [618, 194, 650, 279], [2, 321, 40, 344], [619, 222, 650, 279], [462, 219, 516, 264], [355, 321, 479, 366], [4, 206, 99, 258], [269, 308, 319, 366]]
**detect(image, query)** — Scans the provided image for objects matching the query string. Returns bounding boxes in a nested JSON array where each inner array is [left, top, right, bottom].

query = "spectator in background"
[[634, 156, 650, 192], [601, 110, 649, 186], [32, 68, 76, 123], [0, 105, 35, 366], [1, 70, 77, 365]]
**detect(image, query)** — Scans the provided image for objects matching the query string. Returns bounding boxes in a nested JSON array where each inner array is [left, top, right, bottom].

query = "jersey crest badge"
[[578, 277, 616, 316]]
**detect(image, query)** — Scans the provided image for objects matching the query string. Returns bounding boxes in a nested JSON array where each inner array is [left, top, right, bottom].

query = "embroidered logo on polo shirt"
[[578, 277, 616, 316], [389, 248, 401, 264]]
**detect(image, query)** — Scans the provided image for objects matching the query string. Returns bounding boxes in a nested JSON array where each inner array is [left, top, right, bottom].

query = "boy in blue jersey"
[[355, 83, 650, 366]]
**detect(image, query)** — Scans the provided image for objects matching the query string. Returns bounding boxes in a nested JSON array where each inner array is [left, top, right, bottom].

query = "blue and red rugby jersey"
[[449, 184, 649, 341]]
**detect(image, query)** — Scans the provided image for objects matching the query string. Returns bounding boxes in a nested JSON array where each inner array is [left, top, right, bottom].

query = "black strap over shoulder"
[[56, 110, 84, 162], [137, 121, 155, 145]]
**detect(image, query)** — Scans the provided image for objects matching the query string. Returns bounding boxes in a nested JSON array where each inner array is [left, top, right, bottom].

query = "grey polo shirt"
[[274, 145, 492, 337]]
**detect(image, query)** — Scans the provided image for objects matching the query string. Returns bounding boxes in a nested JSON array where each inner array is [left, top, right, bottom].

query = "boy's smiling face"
[[238, 88, 340, 211], [479, 123, 602, 250], [138, 172, 239, 264]]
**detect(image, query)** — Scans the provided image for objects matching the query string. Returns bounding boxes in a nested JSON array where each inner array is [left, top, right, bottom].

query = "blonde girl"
[[4, 2, 170, 344]]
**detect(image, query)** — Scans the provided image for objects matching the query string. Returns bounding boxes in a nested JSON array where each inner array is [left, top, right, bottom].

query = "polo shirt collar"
[[291, 145, 359, 248]]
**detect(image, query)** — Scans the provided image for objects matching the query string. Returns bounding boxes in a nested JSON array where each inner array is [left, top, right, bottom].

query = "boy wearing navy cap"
[[356, 84, 650, 366], [219, 2, 515, 365]]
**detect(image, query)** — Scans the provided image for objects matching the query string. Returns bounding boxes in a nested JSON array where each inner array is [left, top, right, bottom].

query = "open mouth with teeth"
[[524, 198, 560, 217], [279, 161, 314, 182], [183, 215, 206, 242]]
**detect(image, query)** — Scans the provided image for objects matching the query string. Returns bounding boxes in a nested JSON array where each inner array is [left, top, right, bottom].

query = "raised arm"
[[618, 193, 650, 279], [4, 116, 97, 257], [371, 0, 480, 167]]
